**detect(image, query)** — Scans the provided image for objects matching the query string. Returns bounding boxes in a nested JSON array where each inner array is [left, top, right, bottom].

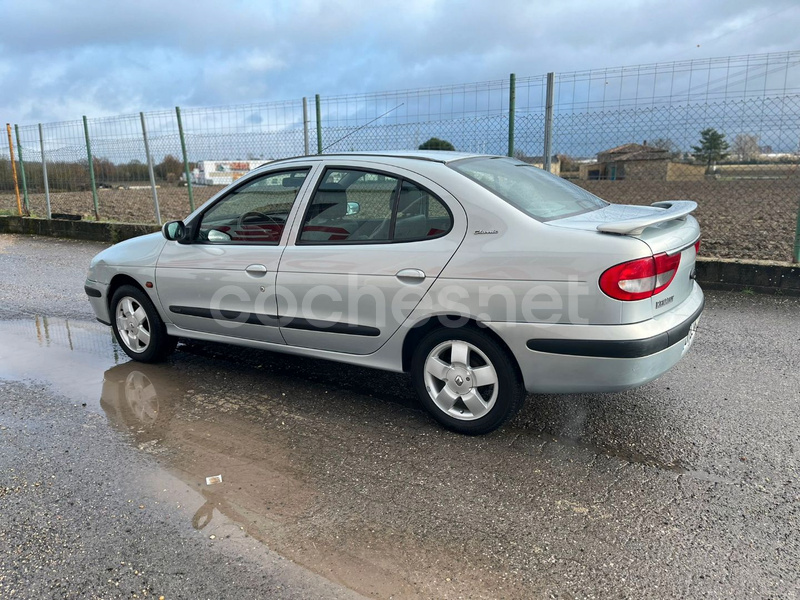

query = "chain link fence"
[[551, 53, 800, 262], [2, 51, 799, 262]]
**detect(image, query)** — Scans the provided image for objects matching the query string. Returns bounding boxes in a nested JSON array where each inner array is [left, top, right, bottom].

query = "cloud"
[[0, 0, 797, 124]]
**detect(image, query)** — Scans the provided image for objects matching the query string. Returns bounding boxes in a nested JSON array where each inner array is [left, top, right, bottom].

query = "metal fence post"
[[14, 125, 29, 214], [139, 112, 162, 226], [6, 124, 22, 216], [793, 199, 800, 263], [543, 72, 555, 173], [175, 106, 195, 212], [315, 94, 322, 154], [82, 116, 100, 220], [303, 97, 310, 155], [38, 124, 51, 219], [507, 73, 516, 157]]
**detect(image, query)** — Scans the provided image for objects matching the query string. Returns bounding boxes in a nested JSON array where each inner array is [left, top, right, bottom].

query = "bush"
[[418, 137, 455, 151]]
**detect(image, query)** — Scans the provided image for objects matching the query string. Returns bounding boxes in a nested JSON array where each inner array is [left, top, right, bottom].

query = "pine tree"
[[691, 128, 729, 167]]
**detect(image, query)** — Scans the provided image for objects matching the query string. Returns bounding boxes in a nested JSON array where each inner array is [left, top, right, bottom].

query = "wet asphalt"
[[0, 233, 799, 599]]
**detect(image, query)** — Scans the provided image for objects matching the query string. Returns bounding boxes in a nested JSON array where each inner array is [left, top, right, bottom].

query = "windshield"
[[450, 157, 607, 221]]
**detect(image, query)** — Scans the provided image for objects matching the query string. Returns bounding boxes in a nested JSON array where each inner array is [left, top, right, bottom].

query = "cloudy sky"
[[1, 0, 798, 125]]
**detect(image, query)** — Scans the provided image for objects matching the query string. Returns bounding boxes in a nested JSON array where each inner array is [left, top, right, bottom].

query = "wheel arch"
[[107, 274, 153, 315], [400, 315, 522, 377]]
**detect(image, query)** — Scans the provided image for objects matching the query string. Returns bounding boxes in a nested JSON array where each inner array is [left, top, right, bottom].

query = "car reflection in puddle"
[[99, 361, 315, 534], [97, 360, 436, 599]]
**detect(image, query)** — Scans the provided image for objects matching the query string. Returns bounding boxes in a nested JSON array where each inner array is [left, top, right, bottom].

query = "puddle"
[[0, 316, 123, 410], [0, 313, 740, 599], [99, 360, 315, 525], [0, 316, 452, 597], [95, 360, 428, 598]]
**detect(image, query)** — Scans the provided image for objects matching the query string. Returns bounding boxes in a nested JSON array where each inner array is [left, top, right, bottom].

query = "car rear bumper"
[[485, 282, 704, 394]]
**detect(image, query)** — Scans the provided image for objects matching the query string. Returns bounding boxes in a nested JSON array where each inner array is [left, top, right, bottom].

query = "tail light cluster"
[[599, 253, 682, 301]]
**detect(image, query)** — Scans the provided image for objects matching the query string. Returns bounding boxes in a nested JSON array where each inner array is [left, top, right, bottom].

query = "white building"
[[185, 160, 271, 185]]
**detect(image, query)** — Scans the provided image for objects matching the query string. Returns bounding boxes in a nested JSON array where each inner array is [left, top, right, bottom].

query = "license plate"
[[684, 317, 700, 349]]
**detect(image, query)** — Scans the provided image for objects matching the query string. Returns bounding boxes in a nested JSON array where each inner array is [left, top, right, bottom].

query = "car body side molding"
[[168, 305, 380, 337]]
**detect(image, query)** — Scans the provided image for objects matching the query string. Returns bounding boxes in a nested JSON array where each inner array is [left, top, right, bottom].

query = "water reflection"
[[100, 362, 176, 433], [0, 315, 122, 363], [99, 361, 313, 533]]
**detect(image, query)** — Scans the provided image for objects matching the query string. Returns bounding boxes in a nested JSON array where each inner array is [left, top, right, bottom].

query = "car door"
[[155, 165, 317, 344], [276, 162, 467, 354]]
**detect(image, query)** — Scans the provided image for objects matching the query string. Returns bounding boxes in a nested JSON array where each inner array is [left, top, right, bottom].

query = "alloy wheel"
[[423, 339, 499, 420], [115, 296, 152, 354]]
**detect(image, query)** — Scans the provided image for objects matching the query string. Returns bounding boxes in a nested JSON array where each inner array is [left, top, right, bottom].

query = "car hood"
[[88, 232, 166, 282]]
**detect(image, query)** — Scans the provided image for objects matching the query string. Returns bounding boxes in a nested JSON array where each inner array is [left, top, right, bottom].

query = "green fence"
[[3, 51, 800, 262]]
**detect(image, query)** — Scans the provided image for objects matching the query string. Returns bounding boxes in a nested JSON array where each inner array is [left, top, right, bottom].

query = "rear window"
[[450, 157, 607, 221]]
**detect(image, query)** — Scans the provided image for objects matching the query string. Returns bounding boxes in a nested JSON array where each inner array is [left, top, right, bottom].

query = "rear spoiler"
[[597, 200, 698, 236]]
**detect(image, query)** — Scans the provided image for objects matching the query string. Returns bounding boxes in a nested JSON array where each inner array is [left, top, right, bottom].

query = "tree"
[[691, 128, 729, 167], [418, 137, 455, 151], [155, 154, 184, 183], [731, 134, 760, 162], [649, 138, 681, 158]]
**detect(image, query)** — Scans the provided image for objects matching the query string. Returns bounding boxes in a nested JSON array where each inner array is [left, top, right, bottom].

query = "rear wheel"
[[110, 285, 176, 363], [410, 327, 525, 434]]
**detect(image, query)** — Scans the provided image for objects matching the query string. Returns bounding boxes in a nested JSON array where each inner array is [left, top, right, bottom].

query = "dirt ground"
[[575, 179, 799, 262], [2, 178, 798, 261]]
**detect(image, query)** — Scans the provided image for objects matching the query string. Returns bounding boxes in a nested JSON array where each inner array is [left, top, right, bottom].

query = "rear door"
[[276, 162, 467, 354]]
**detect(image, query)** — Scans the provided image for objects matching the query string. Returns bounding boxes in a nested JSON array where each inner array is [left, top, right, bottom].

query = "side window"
[[394, 181, 453, 241], [298, 168, 453, 244], [300, 169, 398, 243], [198, 169, 308, 244]]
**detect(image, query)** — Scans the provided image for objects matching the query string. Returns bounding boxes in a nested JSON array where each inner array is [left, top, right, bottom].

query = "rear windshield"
[[450, 157, 607, 221]]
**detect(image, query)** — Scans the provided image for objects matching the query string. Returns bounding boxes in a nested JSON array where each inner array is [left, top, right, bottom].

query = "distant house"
[[517, 155, 561, 176], [579, 143, 671, 180], [578, 143, 706, 181]]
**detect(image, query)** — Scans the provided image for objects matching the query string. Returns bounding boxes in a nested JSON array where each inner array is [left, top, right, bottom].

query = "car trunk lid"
[[548, 201, 701, 315]]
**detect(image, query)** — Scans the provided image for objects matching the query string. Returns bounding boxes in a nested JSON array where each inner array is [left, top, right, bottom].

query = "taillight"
[[694, 239, 701, 255], [599, 253, 681, 301]]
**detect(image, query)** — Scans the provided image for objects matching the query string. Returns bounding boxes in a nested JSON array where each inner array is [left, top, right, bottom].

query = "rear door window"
[[299, 168, 453, 243], [394, 181, 452, 241]]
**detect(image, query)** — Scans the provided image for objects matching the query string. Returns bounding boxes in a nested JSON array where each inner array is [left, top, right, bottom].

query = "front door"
[[155, 166, 315, 344]]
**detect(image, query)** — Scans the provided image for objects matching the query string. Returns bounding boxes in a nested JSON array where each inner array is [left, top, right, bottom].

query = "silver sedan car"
[[85, 151, 703, 434]]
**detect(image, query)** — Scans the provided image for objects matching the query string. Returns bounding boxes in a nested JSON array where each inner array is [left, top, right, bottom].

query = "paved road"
[[1, 234, 799, 599]]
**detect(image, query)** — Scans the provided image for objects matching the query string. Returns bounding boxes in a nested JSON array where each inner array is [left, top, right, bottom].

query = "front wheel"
[[410, 327, 525, 435], [110, 285, 177, 363]]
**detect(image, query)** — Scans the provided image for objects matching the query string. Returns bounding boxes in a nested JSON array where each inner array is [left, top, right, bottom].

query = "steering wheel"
[[237, 211, 283, 230]]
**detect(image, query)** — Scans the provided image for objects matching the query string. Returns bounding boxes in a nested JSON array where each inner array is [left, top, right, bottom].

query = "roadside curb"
[[0, 215, 159, 244], [1, 215, 798, 295], [696, 257, 799, 296]]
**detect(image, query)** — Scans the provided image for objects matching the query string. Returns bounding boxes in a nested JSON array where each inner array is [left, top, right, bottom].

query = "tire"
[[110, 284, 177, 363], [410, 326, 525, 435]]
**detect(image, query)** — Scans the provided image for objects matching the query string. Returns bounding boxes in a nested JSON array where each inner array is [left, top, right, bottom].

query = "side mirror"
[[162, 220, 186, 242], [346, 202, 360, 216]]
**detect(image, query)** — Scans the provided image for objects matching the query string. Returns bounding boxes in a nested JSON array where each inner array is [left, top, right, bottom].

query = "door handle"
[[245, 264, 268, 276], [396, 268, 426, 282]]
